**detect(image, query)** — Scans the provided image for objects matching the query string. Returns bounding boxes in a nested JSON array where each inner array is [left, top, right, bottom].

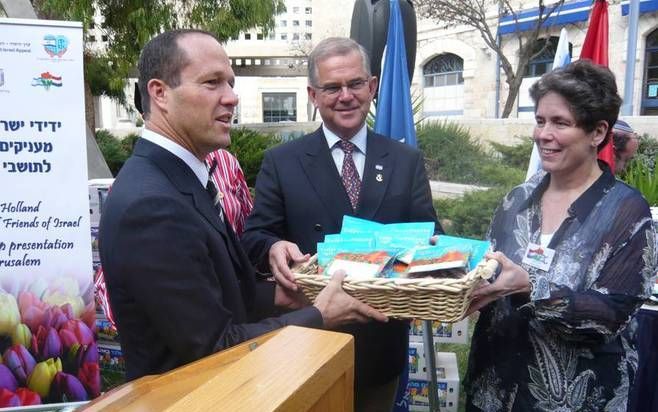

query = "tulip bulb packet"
[[315, 217, 437, 279], [389, 245, 473, 279], [388, 235, 491, 279], [313, 217, 490, 280], [317, 234, 376, 267], [325, 250, 397, 280]]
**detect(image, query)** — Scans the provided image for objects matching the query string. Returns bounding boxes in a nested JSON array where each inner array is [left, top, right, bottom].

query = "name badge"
[[522, 242, 555, 272]]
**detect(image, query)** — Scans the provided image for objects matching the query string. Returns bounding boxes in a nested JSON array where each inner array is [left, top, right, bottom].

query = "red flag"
[[580, 0, 614, 171]]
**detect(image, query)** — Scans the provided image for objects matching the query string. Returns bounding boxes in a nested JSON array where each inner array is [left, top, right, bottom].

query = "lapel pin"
[[376, 173, 383, 182], [375, 164, 383, 170]]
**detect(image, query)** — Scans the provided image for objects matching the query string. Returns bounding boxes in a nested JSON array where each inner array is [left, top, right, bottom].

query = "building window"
[[642, 28, 658, 115], [293, 6, 300, 13], [263, 93, 297, 123], [305, 7, 312, 14], [524, 37, 571, 77], [423, 53, 464, 87], [244, 33, 251, 40], [89, 35, 96, 42], [293, 20, 299, 26], [304, 33, 312, 40], [257, 33, 264, 40], [101, 34, 108, 42], [305, 20, 312, 27], [292, 33, 300, 40], [280, 33, 288, 40], [279, 20, 287, 27]]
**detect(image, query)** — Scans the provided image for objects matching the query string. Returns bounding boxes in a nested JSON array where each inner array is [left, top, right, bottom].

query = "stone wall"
[[431, 116, 658, 148]]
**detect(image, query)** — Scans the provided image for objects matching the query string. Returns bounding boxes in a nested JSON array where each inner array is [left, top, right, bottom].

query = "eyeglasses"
[[313, 78, 370, 96]]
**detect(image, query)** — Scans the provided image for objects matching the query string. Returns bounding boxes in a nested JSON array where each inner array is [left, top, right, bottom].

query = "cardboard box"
[[409, 318, 468, 344], [98, 342, 125, 373], [408, 342, 422, 378], [96, 315, 119, 343], [91, 225, 100, 266], [407, 352, 460, 412], [408, 344, 459, 379], [88, 179, 114, 227]]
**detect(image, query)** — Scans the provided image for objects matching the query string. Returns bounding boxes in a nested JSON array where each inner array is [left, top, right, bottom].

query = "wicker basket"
[[293, 256, 498, 322]]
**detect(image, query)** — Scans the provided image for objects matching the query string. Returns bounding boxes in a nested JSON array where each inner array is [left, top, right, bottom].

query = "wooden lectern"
[[80, 326, 354, 411]]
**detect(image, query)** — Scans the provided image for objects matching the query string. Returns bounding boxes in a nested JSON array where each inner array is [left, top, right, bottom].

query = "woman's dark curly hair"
[[529, 59, 622, 150]]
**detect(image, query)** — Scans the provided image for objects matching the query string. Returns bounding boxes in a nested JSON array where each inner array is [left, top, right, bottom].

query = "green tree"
[[31, 0, 286, 129]]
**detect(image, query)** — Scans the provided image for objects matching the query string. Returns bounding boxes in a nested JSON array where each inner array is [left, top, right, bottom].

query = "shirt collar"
[[323, 123, 367, 154], [520, 161, 616, 222], [141, 128, 209, 187]]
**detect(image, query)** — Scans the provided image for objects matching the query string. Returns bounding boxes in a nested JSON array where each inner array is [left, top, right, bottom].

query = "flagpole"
[[622, 0, 640, 115]]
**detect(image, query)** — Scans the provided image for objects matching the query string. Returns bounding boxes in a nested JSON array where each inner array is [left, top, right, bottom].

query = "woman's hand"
[[465, 251, 531, 316]]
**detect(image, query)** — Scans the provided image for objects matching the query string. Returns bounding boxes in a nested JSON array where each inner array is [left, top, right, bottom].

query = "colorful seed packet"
[[325, 251, 397, 280], [314, 216, 490, 280]]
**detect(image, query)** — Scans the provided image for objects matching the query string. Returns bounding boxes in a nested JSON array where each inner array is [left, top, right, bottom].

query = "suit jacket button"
[[314, 224, 322, 232]]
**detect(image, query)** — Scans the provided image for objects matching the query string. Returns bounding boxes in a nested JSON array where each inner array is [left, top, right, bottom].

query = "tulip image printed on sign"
[[1, 18, 97, 407], [0, 285, 99, 406]]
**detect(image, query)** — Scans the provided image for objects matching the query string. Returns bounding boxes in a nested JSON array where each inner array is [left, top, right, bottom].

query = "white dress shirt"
[[323, 123, 367, 179], [141, 128, 208, 187]]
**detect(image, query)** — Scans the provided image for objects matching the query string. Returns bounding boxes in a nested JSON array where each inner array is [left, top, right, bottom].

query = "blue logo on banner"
[[43, 35, 69, 58]]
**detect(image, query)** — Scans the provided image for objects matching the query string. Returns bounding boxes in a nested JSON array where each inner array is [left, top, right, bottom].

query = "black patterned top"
[[465, 165, 657, 412]]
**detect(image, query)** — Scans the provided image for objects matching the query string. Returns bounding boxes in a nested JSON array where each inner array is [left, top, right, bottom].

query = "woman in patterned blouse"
[[464, 60, 656, 411]]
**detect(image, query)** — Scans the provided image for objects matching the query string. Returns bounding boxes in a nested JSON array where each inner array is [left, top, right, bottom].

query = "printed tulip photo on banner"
[[0, 276, 99, 406]]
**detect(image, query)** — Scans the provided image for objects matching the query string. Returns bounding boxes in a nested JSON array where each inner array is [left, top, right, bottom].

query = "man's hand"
[[268, 240, 310, 291], [465, 251, 531, 316], [274, 284, 310, 310], [313, 270, 388, 328]]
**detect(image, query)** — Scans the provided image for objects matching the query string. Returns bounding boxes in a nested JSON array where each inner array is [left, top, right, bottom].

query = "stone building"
[[83, 0, 658, 138]]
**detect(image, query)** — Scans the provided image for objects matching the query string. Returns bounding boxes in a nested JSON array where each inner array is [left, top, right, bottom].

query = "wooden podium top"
[[81, 326, 354, 411]]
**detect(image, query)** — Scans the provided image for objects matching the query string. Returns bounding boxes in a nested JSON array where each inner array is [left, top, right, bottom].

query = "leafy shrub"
[[95, 129, 128, 176], [475, 162, 525, 187], [226, 127, 282, 187], [95, 130, 141, 176], [418, 120, 527, 188], [418, 120, 488, 183], [424, 127, 531, 238], [630, 134, 658, 175], [489, 137, 534, 170], [435, 185, 511, 239], [622, 158, 658, 206], [120, 133, 140, 154]]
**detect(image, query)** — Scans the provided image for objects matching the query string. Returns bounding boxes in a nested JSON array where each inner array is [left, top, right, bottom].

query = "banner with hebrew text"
[[0, 18, 98, 406]]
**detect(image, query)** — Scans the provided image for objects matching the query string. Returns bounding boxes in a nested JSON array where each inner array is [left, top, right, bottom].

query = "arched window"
[[524, 36, 572, 77], [642, 28, 658, 115], [423, 53, 464, 87]]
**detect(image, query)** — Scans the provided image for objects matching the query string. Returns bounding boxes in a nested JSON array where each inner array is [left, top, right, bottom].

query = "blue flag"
[[374, 0, 416, 148], [375, 3, 416, 410]]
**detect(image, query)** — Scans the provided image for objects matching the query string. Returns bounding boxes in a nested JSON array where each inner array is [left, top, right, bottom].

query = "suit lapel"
[[299, 129, 353, 227], [133, 138, 235, 256], [358, 131, 392, 219], [134, 138, 253, 305]]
